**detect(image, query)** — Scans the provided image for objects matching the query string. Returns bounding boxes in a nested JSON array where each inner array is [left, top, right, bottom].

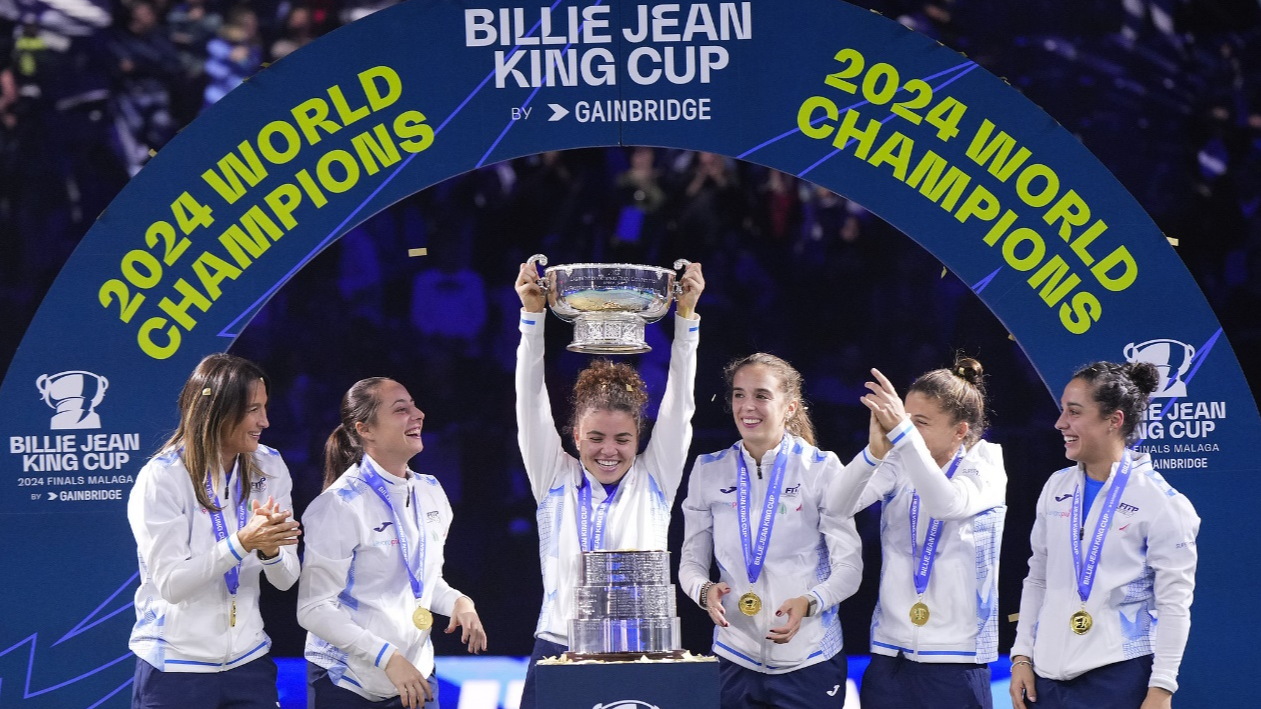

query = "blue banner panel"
[[1, 2, 1254, 707]]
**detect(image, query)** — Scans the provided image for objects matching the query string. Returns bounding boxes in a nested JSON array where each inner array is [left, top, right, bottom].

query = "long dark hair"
[[160, 353, 269, 511], [908, 356, 988, 448], [323, 377, 392, 490], [1072, 361, 1160, 443], [724, 353, 816, 446]]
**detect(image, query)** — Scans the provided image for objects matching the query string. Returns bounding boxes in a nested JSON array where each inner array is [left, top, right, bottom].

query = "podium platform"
[[536, 656, 720, 709]]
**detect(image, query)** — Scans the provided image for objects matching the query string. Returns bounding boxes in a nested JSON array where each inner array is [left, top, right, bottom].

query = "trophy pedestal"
[[567, 618, 681, 657], [568, 550, 680, 659], [537, 656, 719, 709], [568, 313, 651, 354]]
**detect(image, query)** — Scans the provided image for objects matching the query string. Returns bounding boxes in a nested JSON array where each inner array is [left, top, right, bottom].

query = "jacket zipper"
[[757, 575, 770, 669]]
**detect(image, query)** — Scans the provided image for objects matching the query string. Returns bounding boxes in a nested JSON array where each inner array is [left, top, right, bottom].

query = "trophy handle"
[[671, 259, 692, 295], [527, 253, 549, 294]]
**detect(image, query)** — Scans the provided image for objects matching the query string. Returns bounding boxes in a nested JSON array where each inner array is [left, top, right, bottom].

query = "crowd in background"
[[1, 0, 1259, 658]]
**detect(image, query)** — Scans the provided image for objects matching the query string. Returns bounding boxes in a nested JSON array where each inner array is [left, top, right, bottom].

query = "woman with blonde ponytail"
[[127, 353, 301, 709], [298, 378, 486, 709], [679, 353, 895, 708], [829, 357, 1006, 709]]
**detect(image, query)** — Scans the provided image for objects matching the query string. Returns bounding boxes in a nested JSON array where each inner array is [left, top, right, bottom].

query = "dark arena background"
[[1, 1, 1259, 707]]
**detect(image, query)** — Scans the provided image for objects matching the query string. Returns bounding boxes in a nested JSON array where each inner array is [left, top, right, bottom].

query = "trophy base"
[[567, 617, 681, 655], [567, 313, 651, 354], [564, 649, 687, 662]]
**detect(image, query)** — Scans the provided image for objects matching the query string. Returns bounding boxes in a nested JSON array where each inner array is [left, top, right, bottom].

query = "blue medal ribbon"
[[577, 473, 620, 553], [736, 435, 791, 585], [360, 459, 426, 603], [908, 449, 964, 597], [205, 463, 249, 597], [1070, 452, 1134, 607]]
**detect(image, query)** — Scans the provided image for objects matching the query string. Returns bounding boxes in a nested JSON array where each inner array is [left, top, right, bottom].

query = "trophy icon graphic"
[[526, 254, 691, 354], [1123, 339, 1196, 399], [36, 370, 110, 429]]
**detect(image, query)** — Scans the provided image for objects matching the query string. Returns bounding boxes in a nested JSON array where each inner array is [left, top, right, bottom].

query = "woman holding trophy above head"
[[1009, 362, 1199, 709], [679, 353, 895, 708], [298, 377, 487, 709], [512, 257, 704, 709], [827, 359, 1007, 709]]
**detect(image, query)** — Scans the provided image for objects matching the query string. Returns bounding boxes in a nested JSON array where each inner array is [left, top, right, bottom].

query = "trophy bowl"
[[528, 254, 690, 354]]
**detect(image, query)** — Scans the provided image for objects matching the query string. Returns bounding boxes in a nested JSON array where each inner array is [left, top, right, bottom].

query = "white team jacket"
[[127, 445, 300, 672], [679, 435, 872, 674], [516, 309, 699, 645], [1011, 453, 1200, 693], [299, 456, 465, 701], [830, 420, 1007, 663]]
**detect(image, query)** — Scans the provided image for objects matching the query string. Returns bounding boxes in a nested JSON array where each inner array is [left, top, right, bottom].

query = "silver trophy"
[[568, 550, 683, 660], [527, 254, 691, 354]]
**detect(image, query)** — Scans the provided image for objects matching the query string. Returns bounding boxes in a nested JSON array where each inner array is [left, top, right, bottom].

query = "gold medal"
[[412, 606, 433, 630], [229, 599, 236, 628], [738, 592, 762, 616], [1070, 609, 1092, 635], [909, 601, 930, 627]]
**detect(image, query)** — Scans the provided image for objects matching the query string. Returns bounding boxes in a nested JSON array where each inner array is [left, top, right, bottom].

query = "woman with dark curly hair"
[[511, 260, 703, 709], [1010, 362, 1200, 709]]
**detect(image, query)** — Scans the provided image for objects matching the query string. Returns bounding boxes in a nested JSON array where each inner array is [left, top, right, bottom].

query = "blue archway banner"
[[1, 2, 1254, 706]]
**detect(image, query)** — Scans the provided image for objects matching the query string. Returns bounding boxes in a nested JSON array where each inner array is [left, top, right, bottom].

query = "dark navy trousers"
[[1029, 655, 1154, 709], [859, 653, 991, 709], [132, 655, 278, 709], [517, 637, 569, 709], [307, 662, 439, 709], [717, 652, 848, 709]]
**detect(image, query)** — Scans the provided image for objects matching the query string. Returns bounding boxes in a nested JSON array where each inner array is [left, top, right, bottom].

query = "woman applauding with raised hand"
[[830, 360, 1006, 709]]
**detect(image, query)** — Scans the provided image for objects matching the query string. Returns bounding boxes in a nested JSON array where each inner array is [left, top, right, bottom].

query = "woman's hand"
[[861, 368, 907, 459], [867, 412, 889, 462], [1008, 656, 1036, 709], [515, 262, 546, 313], [236, 496, 301, 556], [445, 596, 488, 654], [1139, 687, 1173, 709], [384, 653, 432, 709], [705, 582, 731, 628], [767, 596, 809, 644], [676, 262, 705, 319]]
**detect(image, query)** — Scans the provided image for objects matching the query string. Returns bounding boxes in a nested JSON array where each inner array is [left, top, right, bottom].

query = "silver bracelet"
[[698, 581, 715, 609], [1012, 659, 1033, 669]]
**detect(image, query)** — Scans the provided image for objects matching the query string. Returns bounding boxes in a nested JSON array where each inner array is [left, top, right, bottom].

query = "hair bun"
[[573, 360, 649, 409], [1124, 362, 1161, 396], [952, 357, 984, 388]]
